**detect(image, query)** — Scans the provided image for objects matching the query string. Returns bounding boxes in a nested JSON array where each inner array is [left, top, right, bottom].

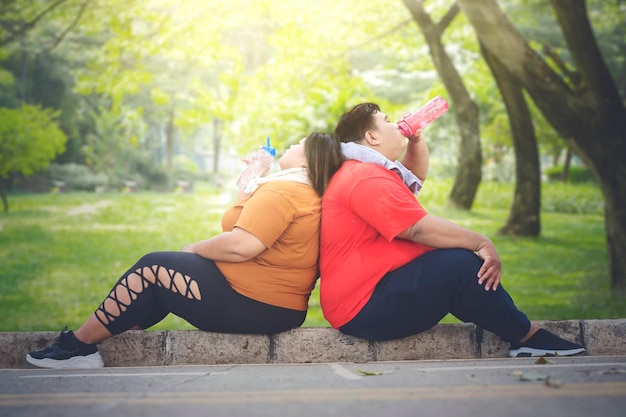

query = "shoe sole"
[[509, 347, 586, 357], [26, 352, 104, 369]]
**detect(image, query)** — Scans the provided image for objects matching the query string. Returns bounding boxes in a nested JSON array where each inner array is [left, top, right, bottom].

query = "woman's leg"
[[340, 248, 531, 342], [76, 251, 304, 344], [28, 251, 305, 368]]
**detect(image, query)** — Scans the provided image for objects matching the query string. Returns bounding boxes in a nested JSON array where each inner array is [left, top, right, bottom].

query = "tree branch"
[[540, 43, 581, 88], [2, 0, 69, 46], [42, 0, 94, 53], [321, 18, 412, 63], [0, 0, 22, 15], [348, 18, 412, 51], [436, 1, 460, 33], [403, 0, 459, 39]]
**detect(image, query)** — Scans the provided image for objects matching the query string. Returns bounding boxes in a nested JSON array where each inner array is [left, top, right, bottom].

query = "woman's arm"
[[396, 214, 501, 291], [182, 227, 267, 263], [400, 132, 429, 182]]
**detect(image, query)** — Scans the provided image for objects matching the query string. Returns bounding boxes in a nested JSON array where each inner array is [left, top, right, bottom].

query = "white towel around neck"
[[245, 167, 310, 194], [341, 142, 422, 195]]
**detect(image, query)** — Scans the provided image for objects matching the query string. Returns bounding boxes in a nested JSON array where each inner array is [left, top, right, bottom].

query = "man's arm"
[[396, 214, 501, 291], [400, 132, 429, 182]]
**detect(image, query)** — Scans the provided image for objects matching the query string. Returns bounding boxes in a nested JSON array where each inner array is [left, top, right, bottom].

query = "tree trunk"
[[480, 42, 541, 236], [212, 118, 222, 175], [448, 104, 482, 210], [562, 147, 572, 182], [402, 0, 482, 210], [165, 103, 175, 173], [458, 0, 626, 292], [0, 179, 8, 212]]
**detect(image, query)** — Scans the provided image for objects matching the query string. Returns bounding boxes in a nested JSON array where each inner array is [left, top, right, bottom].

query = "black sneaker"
[[26, 327, 104, 369], [509, 328, 585, 357]]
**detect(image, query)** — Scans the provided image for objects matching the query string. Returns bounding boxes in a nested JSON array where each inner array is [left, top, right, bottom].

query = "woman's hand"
[[182, 243, 197, 253]]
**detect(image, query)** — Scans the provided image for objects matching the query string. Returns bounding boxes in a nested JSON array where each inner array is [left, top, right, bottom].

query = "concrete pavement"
[[1, 356, 625, 417], [0, 319, 625, 369]]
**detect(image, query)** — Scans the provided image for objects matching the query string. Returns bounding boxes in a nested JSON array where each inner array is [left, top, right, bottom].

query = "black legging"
[[94, 251, 305, 335], [340, 249, 531, 342]]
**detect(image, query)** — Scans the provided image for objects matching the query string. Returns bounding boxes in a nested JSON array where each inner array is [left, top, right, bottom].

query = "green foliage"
[[0, 53, 14, 87], [421, 177, 603, 216], [113, 149, 170, 190], [0, 181, 622, 332], [46, 163, 108, 192], [0, 183, 229, 331], [541, 182, 604, 215], [45, 156, 196, 195], [172, 155, 203, 183], [0, 104, 67, 179], [481, 179, 602, 215], [544, 165, 596, 184], [0, 0, 623, 218], [82, 105, 165, 188]]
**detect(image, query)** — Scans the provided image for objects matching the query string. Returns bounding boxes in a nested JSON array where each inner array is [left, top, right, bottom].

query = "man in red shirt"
[[320, 102, 585, 358]]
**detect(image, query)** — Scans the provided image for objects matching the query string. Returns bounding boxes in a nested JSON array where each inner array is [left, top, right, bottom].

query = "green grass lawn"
[[0, 179, 623, 332]]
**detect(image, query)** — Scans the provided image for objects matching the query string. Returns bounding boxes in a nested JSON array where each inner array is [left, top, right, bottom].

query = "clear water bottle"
[[397, 96, 449, 138], [236, 136, 276, 193]]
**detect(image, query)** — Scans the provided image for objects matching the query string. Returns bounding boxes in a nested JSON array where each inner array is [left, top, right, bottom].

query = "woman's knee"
[[135, 251, 168, 266]]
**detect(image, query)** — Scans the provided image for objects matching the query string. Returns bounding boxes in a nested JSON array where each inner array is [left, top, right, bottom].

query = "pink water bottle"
[[397, 96, 449, 138]]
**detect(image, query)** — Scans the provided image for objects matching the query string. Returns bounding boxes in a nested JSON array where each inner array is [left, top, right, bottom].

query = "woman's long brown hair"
[[304, 132, 344, 196]]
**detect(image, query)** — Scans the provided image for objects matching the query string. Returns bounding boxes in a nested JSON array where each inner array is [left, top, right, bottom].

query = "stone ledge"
[[2, 319, 624, 368]]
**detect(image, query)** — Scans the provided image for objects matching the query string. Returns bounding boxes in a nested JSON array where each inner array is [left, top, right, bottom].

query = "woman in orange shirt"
[[27, 132, 344, 369]]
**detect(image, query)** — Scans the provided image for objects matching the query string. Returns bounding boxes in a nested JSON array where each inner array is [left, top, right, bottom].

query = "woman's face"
[[370, 111, 407, 161], [278, 137, 307, 170]]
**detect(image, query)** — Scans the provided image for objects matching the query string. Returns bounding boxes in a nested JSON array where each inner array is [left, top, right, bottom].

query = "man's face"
[[369, 110, 407, 161]]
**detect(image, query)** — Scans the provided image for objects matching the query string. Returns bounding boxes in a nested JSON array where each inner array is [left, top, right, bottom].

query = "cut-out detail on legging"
[[95, 264, 202, 327]]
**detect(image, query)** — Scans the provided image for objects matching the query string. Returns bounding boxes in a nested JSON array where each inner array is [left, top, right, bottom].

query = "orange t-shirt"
[[215, 181, 321, 311]]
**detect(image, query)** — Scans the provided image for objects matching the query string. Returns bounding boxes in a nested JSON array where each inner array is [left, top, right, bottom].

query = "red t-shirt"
[[320, 160, 434, 328]]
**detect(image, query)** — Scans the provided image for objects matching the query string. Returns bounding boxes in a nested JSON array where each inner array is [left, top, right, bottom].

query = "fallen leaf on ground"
[[512, 371, 549, 381], [355, 368, 394, 376]]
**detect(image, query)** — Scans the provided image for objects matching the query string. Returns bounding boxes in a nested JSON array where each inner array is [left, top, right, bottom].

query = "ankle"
[[72, 330, 93, 345], [74, 315, 113, 344], [518, 323, 540, 343]]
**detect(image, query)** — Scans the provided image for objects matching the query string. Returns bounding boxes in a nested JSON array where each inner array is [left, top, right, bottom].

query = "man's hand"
[[407, 130, 423, 144], [475, 241, 502, 291]]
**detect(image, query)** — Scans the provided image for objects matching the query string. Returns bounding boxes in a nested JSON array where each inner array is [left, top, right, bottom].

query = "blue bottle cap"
[[262, 136, 276, 156]]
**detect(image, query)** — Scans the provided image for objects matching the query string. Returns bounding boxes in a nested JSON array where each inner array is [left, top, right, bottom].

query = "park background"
[[1, 0, 625, 331]]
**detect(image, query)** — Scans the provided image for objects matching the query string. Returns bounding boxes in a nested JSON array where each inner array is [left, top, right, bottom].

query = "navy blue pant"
[[95, 252, 305, 335], [340, 249, 531, 343]]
